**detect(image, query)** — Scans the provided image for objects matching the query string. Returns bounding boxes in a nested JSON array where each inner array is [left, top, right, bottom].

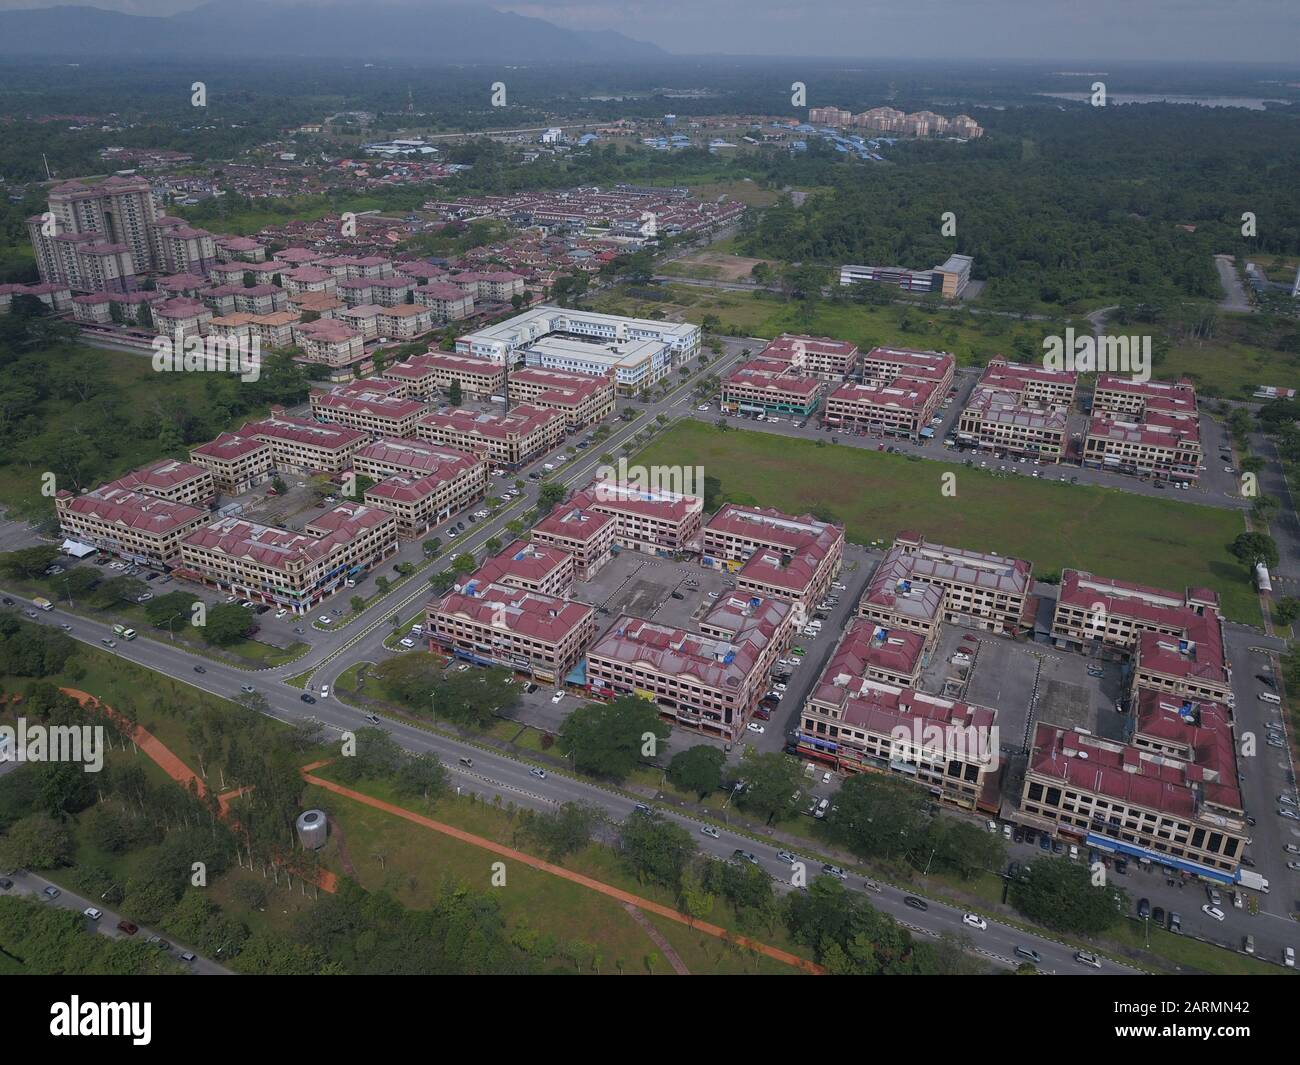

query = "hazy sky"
[[1, 0, 1297, 62]]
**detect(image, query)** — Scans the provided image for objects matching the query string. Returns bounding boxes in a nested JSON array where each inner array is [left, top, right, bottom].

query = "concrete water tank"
[[296, 809, 328, 850]]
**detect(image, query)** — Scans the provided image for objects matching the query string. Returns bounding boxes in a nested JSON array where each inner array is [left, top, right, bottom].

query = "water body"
[[1039, 92, 1291, 109]]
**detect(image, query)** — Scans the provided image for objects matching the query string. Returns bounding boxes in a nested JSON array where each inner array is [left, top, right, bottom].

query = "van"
[[1259, 692, 1281, 704], [458, 756, 474, 768], [1014, 946, 1041, 964]]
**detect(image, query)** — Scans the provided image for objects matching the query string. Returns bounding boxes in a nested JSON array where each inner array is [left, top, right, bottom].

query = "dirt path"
[[63, 689, 338, 892], [301, 761, 823, 974], [622, 903, 690, 974]]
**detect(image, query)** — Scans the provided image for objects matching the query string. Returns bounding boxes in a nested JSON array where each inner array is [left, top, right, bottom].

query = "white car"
[[700, 824, 720, 838], [551, 690, 564, 703], [318, 615, 332, 624], [962, 913, 987, 931], [83, 907, 103, 921], [275, 608, 288, 619], [319, 685, 330, 698], [697, 405, 710, 412], [772, 683, 787, 693], [399, 638, 416, 648], [746, 722, 765, 734], [1286, 947, 1296, 968], [822, 771, 832, 784], [1201, 904, 1226, 922]]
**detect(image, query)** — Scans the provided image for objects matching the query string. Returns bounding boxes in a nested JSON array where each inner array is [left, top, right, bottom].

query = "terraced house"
[[702, 504, 844, 612], [310, 387, 427, 439], [507, 366, 617, 428], [177, 502, 398, 615], [862, 533, 1034, 636], [798, 666, 999, 811], [416, 405, 566, 469], [55, 486, 210, 567], [247, 415, 369, 474], [586, 594, 794, 742], [1019, 699, 1246, 881], [427, 583, 595, 684], [720, 358, 824, 418], [189, 433, 274, 495]]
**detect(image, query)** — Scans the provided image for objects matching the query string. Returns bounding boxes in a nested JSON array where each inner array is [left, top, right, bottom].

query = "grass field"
[[636, 421, 1257, 622], [588, 283, 1085, 365], [304, 769, 808, 974], [173, 193, 398, 238], [1160, 337, 1300, 400]]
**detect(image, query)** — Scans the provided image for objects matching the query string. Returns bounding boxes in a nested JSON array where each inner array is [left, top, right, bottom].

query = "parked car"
[[43, 886, 61, 899], [117, 920, 139, 936], [1201, 904, 1226, 922], [83, 907, 103, 921]]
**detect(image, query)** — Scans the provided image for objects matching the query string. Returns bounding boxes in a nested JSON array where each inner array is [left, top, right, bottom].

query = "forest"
[[738, 104, 1300, 312]]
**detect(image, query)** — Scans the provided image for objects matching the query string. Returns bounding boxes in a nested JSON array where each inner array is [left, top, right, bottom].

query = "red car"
[[116, 920, 138, 936]]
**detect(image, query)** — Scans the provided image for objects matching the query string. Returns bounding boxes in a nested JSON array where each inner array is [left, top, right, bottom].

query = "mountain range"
[[0, 2, 668, 62]]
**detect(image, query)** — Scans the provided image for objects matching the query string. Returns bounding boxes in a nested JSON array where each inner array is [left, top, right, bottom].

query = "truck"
[[1236, 869, 1270, 894], [32, 597, 53, 611]]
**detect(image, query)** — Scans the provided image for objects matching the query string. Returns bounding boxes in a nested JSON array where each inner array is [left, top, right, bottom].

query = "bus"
[[1259, 692, 1281, 705]]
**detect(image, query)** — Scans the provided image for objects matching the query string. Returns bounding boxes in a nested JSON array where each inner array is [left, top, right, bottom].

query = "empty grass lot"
[[303, 770, 808, 975], [636, 421, 1256, 622]]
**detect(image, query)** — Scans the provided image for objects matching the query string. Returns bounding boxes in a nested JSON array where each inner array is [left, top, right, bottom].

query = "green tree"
[[557, 696, 670, 779], [0, 812, 74, 869], [201, 603, 255, 646], [1009, 857, 1127, 935], [618, 810, 695, 890], [667, 745, 725, 798]]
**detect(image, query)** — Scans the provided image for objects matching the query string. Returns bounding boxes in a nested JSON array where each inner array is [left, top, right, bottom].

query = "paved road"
[[1214, 254, 1255, 314], [2, 870, 231, 974], [5, 589, 1133, 973]]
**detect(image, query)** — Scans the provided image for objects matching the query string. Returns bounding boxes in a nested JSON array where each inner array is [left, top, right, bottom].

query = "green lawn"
[[304, 771, 807, 975], [1160, 338, 1300, 400], [589, 283, 1083, 365], [636, 421, 1257, 622]]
